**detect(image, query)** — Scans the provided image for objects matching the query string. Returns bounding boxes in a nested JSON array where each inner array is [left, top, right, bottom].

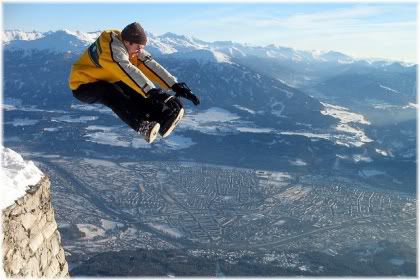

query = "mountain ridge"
[[3, 29, 415, 67]]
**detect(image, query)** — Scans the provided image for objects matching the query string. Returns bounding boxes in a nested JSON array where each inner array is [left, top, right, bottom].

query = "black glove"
[[172, 82, 200, 106]]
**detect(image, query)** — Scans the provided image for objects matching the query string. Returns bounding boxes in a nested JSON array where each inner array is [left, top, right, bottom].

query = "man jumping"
[[69, 22, 200, 143]]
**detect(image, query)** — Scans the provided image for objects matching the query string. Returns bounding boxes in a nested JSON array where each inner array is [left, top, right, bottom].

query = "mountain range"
[[4, 29, 416, 113], [4, 29, 415, 67]]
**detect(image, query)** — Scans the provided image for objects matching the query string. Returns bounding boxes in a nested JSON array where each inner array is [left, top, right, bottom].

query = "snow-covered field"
[[82, 159, 118, 168], [181, 106, 374, 148], [3, 102, 383, 151], [279, 131, 330, 141], [237, 127, 273, 133], [358, 169, 386, 177], [180, 107, 242, 135], [289, 159, 307, 166], [321, 102, 370, 124], [4, 118, 40, 127], [85, 130, 133, 148], [100, 219, 124, 231], [256, 171, 293, 188], [52, 115, 98, 123], [157, 135, 196, 150], [76, 224, 106, 240], [147, 223, 184, 238], [71, 104, 113, 114], [2, 98, 66, 113], [320, 102, 373, 147], [84, 125, 195, 150], [352, 154, 373, 163]]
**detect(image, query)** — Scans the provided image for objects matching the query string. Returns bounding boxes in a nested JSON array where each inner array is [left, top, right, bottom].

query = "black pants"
[[72, 81, 154, 131]]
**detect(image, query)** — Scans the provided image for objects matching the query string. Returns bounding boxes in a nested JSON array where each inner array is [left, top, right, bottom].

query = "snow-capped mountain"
[[3, 29, 404, 66], [4, 29, 414, 96], [3, 40, 334, 129], [3, 30, 101, 53], [2, 30, 45, 42], [3, 29, 415, 110]]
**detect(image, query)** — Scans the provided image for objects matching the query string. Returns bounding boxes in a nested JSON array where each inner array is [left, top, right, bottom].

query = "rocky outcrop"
[[2, 176, 69, 277]]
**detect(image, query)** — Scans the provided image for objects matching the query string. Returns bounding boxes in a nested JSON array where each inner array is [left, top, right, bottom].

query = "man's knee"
[[72, 82, 114, 104], [72, 89, 100, 104]]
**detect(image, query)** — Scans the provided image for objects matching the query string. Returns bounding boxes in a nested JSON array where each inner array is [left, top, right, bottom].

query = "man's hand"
[[172, 83, 200, 106]]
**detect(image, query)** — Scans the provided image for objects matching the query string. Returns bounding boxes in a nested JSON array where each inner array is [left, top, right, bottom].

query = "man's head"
[[121, 22, 147, 57]]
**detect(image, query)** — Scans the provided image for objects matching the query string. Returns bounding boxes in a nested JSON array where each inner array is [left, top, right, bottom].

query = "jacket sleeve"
[[99, 32, 155, 97], [137, 50, 178, 91]]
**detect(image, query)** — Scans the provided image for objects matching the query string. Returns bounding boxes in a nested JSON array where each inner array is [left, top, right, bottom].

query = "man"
[[69, 22, 200, 143]]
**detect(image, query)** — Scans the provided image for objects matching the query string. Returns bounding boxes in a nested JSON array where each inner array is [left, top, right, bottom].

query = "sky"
[[2, 2, 418, 62]]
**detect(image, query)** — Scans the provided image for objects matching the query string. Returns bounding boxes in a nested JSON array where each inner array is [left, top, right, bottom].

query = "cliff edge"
[[1, 147, 69, 277]]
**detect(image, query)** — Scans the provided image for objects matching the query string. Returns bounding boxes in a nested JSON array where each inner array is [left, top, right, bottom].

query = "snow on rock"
[[379, 84, 399, 94], [149, 40, 178, 54], [375, 148, 389, 156], [0, 146, 44, 209], [233, 105, 256, 115], [3, 29, 98, 53], [2, 30, 45, 43], [61, 29, 100, 43], [211, 50, 233, 64]]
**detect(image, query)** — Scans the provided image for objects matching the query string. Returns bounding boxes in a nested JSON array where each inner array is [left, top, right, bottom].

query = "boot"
[[137, 120, 160, 144], [159, 97, 184, 138]]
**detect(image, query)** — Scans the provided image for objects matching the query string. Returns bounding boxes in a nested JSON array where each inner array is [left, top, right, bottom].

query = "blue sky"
[[3, 2, 417, 62]]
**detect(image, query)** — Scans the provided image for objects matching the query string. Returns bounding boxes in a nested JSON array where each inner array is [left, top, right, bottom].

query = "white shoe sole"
[[161, 108, 184, 138], [146, 123, 160, 144]]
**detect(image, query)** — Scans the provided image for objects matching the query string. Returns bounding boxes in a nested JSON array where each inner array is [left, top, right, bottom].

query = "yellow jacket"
[[69, 30, 177, 98]]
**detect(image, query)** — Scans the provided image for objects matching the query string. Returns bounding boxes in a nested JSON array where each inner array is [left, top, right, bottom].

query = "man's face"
[[124, 41, 145, 57]]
